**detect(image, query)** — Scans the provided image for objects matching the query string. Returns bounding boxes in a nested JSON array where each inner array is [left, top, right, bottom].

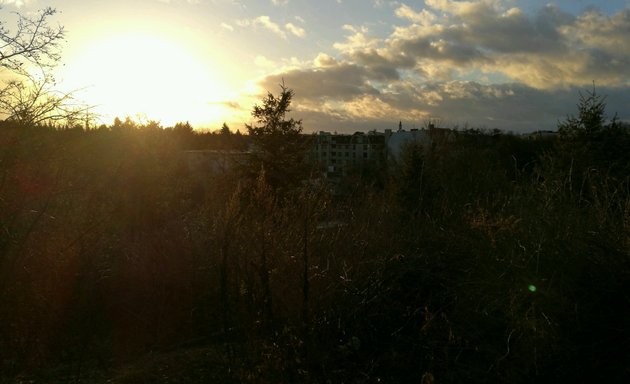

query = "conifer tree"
[[245, 83, 308, 191]]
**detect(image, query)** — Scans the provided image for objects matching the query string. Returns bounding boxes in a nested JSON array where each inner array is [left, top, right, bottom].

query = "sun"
[[58, 28, 240, 128]]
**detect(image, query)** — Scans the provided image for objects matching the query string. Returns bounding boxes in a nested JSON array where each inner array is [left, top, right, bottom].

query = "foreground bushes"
[[0, 123, 628, 382]]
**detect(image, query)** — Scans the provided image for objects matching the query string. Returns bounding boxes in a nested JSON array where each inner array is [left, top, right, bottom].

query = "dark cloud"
[[394, 36, 489, 65], [457, 7, 569, 54], [256, 1, 630, 133], [351, 50, 401, 81], [210, 100, 242, 110], [260, 62, 379, 101], [287, 80, 630, 133]]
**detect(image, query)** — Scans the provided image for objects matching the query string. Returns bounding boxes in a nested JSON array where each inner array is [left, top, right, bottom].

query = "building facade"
[[310, 131, 387, 178]]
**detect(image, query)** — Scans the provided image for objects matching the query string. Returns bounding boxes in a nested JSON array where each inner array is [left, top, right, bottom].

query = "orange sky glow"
[[55, 14, 255, 129], [1, 0, 629, 133]]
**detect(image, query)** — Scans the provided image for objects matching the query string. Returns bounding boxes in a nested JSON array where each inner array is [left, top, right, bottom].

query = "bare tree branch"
[[0, 7, 64, 73], [0, 8, 94, 127], [0, 70, 93, 127]]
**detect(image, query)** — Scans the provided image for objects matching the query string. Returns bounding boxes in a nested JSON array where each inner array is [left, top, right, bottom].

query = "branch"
[[0, 71, 94, 127], [0, 7, 64, 72]]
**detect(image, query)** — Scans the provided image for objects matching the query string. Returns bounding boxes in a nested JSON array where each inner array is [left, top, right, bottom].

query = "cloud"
[[254, 1, 630, 132], [260, 62, 380, 101], [271, 0, 289, 5], [0, 0, 30, 7], [314, 53, 337, 68], [333, 25, 381, 53], [209, 100, 242, 110], [255, 15, 286, 38], [238, 15, 309, 39], [221, 22, 234, 31], [254, 55, 275, 69], [375, 2, 630, 89], [156, 0, 200, 3], [395, 4, 436, 25], [285, 22, 306, 38]]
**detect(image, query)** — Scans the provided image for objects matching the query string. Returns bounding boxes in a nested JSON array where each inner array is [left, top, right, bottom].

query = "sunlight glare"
[[60, 30, 236, 128]]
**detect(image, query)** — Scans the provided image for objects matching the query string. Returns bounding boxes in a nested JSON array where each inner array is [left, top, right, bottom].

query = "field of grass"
[[0, 118, 628, 383]]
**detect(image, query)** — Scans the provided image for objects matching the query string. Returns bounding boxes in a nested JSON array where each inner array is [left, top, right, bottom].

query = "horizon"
[[1, 0, 629, 133]]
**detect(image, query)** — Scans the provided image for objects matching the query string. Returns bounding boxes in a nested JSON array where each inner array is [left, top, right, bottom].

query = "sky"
[[1, 0, 629, 132]]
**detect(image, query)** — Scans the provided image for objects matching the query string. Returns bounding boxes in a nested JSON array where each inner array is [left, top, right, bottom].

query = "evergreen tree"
[[245, 83, 309, 191], [556, 87, 629, 179]]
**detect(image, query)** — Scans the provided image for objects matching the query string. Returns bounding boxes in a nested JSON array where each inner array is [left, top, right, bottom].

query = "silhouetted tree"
[[245, 83, 308, 190], [173, 121, 193, 134], [220, 122, 231, 135], [0, 7, 64, 72], [0, 7, 88, 126], [0, 71, 87, 126], [556, 87, 629, 180]]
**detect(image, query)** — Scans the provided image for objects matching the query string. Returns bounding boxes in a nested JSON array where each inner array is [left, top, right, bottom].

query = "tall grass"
[[0, 124, 627, 382]]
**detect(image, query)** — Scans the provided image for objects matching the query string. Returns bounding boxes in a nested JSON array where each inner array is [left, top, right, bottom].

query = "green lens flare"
[[528, 285, 537, 292]]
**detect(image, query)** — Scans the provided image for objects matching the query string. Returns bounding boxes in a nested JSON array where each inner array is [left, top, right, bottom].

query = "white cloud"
[[156, 0, 200, 3], [395, 4, 436, 25], [254, 55, 275, 69], [254, 15, 286, 39], [221, 22, 234, 31], [285, 22, 306, 37], [271, 0, 289, 5], [425, 0, 499, 17], [0, 0, 29, 7], [333, 25, 380, 53], [314, 53, 337, 67], [239, 15, 311, 39]]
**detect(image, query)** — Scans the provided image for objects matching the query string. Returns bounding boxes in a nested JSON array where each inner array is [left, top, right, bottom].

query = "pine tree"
[[556, 87, 629, 183], [245, 83, 309, 191]]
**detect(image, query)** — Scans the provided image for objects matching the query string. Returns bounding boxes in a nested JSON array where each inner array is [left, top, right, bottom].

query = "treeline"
[[15, 117, 251, 151], [0, 90, 628, 383]]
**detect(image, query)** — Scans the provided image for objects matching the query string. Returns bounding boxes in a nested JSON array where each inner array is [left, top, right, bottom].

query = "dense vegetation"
[[0, 87, 628, 383]]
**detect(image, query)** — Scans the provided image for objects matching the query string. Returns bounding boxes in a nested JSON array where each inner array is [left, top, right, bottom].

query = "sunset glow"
[[1, 2, 628, 381], [58, 26, 244, 127], [2, 0, 629, 131]]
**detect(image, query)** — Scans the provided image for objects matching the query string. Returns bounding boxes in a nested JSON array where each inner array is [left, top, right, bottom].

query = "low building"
[[310, 131, 386, 179], [385, 129, 432, 161], [385, 124, 456, 162]]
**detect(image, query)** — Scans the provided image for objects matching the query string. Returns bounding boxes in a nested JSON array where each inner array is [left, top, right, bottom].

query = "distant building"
[[385, 128, 431, 160], [184, 124, 456, 182], [310, 131, 386, 179], [385, 123, 455, 161]]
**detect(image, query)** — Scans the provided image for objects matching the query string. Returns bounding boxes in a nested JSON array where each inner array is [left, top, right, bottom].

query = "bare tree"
[[0, 7, 91, 126], [0, 7, 64, 73], [0, 70, 89, 126]]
